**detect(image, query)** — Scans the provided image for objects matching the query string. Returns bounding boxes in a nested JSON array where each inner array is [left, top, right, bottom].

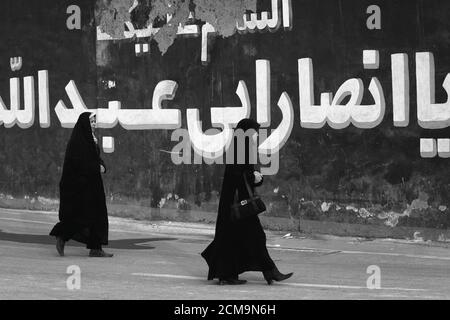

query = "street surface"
[[0, 208, 449, 299]]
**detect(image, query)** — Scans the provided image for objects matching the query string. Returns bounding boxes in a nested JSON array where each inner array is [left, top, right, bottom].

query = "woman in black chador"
[[201, 118, 293, 285], [49, 112, 113, 258]]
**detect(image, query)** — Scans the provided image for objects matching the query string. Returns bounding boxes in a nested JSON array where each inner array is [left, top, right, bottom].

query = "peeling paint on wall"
[[96, 0, 256, 55], [149, 0, 191, 54], [406, 191, 430, 214], [96, 0, 135, 39], [378, 192, 430, 227], [193, 0, 256, 37]]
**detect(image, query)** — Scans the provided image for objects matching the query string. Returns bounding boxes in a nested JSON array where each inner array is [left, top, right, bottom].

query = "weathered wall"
[[1, 0, 450, 230], [0, 0, 97, 195]]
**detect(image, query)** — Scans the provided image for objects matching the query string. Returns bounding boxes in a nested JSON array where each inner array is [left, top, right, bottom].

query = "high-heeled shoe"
[[263, 268, 293, 285]]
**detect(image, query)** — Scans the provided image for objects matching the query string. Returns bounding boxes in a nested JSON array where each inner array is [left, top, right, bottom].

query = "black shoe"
[[263, 270, 274, 285], [56, 237, 65, 257], [263, 268, 293, 285], [218, 278, 247, 285], [89, 249, 114, 258]]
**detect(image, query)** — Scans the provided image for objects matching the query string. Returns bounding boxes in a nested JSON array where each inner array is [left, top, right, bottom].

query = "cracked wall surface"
[[96, 0, 256, 54], [96, 0, 135, 39]]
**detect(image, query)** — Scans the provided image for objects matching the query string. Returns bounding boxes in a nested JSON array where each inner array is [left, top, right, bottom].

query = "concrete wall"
[[1, 0, 450, 232]]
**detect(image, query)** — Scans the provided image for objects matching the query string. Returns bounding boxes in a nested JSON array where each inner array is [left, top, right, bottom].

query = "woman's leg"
[[257, 223, 293, 284], [50, 221, 80, 241], [87, 227, 113, 257], [50, 221, 83, 256]]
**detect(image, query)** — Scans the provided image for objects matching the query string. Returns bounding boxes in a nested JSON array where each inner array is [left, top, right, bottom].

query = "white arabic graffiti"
[[1, 51, 450, 161]]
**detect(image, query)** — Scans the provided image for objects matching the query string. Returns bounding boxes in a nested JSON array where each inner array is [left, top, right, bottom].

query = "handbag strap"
[[243, 172, 260, 211], [232, 171, 255, 205], [242, 172, 255, 198]]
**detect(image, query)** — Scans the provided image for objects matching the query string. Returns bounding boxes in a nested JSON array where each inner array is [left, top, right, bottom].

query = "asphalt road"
[[0, 208, 449, 300]]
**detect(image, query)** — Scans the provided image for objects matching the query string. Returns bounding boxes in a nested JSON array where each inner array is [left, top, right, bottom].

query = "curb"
[[109, 206, 450, 243], [2, 202, 450, 243]]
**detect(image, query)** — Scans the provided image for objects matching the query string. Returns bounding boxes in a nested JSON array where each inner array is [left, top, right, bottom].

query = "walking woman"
[[201, 118, 293, 285], [50, 112, 113, 257]]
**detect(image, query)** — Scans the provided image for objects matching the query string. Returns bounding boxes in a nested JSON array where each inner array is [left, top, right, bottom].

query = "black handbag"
[[230, 172, 266, 222]]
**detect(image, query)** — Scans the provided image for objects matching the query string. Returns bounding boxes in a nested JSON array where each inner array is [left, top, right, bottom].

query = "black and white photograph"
[[1, 0, 450, 310]]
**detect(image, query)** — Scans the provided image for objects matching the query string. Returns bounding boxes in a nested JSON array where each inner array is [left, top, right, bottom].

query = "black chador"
[[201, 118, 293, 285], [49, 112, 112, 257]]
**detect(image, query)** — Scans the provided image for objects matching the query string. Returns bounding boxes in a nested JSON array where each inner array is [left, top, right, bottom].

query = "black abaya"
[[201, 119, 276, 280], [50, 112, 109, 249]]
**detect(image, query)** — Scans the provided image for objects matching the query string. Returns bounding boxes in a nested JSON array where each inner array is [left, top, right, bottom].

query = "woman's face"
[[251, 132, 258, 145], [90, 115, 96, 130]]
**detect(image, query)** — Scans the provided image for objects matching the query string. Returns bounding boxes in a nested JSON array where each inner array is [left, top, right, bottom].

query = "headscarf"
[[235, 118, 261, 132], [233, 118, 260, 166], [64, 112, 98, 162]]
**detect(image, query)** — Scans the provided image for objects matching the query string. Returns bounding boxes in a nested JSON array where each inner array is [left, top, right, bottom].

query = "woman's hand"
[[254, 171, 263, 184], [100, 165, 106, 174]]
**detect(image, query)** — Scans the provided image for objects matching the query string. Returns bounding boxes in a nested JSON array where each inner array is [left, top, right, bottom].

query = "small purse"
[[230, 172, 266, 222]]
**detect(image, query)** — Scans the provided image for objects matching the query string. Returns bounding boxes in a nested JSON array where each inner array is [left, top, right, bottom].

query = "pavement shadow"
[[0, 230, 177, 250]]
